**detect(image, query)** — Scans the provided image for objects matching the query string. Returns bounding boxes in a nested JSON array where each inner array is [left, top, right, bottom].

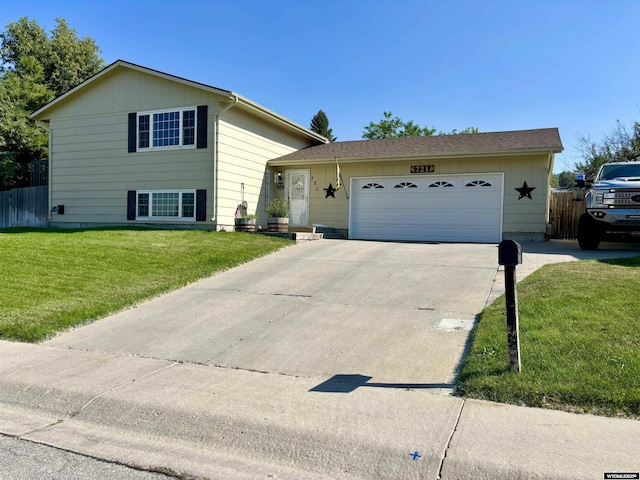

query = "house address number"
[[410, 165, 435, 174]]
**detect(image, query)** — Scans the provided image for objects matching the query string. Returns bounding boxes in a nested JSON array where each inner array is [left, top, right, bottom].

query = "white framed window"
[[136, 190, 196, 220], [137, 107, 197, 150]]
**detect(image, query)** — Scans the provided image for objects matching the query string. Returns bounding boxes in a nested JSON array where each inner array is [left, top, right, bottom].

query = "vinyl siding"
[[216, 108, 314, 228], [276, 153, 551, 238], [41, 67, 319, 226], [44, 68, 218, 224]]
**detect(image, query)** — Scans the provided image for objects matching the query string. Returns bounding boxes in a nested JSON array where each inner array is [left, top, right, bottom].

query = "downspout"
[[546, 151, 554, 237], [211, 95, 239, 226], [36, 121, 52, 220]]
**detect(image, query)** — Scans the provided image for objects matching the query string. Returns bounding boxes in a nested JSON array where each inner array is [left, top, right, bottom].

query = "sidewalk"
[[0, 340, 637, 479]]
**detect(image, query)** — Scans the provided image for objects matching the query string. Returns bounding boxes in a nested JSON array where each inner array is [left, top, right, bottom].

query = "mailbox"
[[57, 204, 65, 215], [498, 239, 522, 266]]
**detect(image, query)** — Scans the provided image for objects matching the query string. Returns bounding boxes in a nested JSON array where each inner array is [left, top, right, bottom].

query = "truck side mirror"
[[574, 174, 586, 189]]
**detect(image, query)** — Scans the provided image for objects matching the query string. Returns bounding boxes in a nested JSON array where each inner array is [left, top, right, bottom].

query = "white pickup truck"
[[575, 161, 640, 250]]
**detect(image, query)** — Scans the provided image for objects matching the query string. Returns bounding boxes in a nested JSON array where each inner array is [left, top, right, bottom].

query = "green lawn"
[[457, 256, 640, 418], [0, 228, 292, 342]]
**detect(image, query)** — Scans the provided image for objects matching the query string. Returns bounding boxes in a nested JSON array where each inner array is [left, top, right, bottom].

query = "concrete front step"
[[256, 231, 324, 243], [290, 232, 323, 242]]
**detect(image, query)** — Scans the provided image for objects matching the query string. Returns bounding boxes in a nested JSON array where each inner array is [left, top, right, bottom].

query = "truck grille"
[[602, 189, 640, 208], [612, 219, 640, 226]]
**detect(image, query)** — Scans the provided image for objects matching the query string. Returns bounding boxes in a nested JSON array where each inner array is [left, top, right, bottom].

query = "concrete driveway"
[[46, 240, 500, 387]]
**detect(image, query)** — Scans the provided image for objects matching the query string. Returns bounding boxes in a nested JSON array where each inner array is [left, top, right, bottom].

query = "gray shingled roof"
[[273, 128, 563, 162]]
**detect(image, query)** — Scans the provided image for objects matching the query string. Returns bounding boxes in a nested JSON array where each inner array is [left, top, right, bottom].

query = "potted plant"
[[234, 213, 258, 232], [266, 198, 289, 232]]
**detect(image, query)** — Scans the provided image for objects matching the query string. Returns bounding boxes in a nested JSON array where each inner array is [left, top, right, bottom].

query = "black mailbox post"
[[498, 240, 522, 372]]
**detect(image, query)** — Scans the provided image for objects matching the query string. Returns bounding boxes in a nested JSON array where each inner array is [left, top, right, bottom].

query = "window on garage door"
[[428, 181, 454, 188], [394, 182, 418, 188], [465, 180, 493, 187]]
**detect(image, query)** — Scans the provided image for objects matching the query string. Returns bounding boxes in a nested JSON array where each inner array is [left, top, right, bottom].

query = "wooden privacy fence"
[[549, 191, 585, 239], [0, 186, 49, 229]]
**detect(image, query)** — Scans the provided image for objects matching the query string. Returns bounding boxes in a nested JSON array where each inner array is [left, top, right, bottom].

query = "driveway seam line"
[[437, 399, 465, 479], [27, 345, 320, 381], [16, 363, 180, 439], [71, 362, 180, 418], [483, 266, 502, 308], [16, 419, 64, 439]]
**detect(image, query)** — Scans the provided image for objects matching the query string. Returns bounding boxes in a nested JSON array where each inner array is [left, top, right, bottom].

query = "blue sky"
[[4, 0, 639, 172]]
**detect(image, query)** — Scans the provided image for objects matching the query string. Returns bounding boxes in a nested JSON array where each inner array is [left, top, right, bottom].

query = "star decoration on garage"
[[324, 183, 336, 198], [515, 181, 535, 200]]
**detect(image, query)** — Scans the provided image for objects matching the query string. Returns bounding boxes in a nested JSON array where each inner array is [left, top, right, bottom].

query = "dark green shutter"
[[196, 190, 206, 221], [128, 113, 136, 152], [127, 191, 136, 220], [196, 105, 208, 149]]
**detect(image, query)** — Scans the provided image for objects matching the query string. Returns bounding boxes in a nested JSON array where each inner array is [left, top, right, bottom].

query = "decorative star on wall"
[[324, 183, 336, 198], [515, 181, 536, 200]]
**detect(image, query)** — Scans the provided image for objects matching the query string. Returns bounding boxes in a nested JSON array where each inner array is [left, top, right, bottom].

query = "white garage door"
[[350, 173, 503, 243]]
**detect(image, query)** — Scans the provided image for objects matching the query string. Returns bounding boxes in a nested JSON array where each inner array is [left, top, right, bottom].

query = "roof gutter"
[[268, 148, 564, 167], [211, 95, 239, 224], [35, 121, 52, 220]]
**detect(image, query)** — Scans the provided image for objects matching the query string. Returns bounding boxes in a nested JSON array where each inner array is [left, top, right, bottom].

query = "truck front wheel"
[[577, 213, 602, 250]]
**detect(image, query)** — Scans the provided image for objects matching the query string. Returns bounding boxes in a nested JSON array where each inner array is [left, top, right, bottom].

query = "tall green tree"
[[574, 120, 640, 179], [362, 111, 477, 139], [309, 110, 337, 141], [0, 58, 53, 188], [0, 17, 104, 189], [1, 17, 104, 96], [363, 111, 436, 139], [440, 126, 479, 135], [550, 170, 577, 189]]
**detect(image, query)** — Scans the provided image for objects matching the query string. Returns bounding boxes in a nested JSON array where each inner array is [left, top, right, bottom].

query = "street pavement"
[[0, 239, 638, 479], [0, 433, 179, 480]]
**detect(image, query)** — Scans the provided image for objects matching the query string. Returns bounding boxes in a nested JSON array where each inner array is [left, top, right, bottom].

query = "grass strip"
[[0, 228, 292, 342], [457, 256, 640, 418]]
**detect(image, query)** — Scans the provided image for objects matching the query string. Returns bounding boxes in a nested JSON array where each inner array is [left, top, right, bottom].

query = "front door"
[[285, 170, 309, 226]]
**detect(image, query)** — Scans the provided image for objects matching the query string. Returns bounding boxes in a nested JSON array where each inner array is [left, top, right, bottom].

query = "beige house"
[[32, 60, 563, 243], [31, 60, 328, 230], [269, 129, 563, 242]]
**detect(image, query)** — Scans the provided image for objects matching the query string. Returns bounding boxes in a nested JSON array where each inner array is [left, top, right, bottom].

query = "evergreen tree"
[[310, 110, 337, 141]]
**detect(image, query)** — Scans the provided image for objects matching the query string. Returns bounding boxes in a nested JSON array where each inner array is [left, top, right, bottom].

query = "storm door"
[[285, 170, 309, 226]]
